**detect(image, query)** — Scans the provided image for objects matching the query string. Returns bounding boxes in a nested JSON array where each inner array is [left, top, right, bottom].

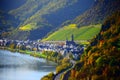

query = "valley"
[[0, 0, 120, 80]]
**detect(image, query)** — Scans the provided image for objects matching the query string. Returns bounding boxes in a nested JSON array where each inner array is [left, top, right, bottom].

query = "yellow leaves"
[[56, 58, 70, 74], [75, 71, 79, 78], [19, 23, 37, 31], [99, 40, 104, 47], [64, 24, 77, 29], [56, 64, 69, 73], [9, 43, 15, 49], [69, 24, 77, 28], [41, 77, 49, 80], [62, 58, 70, 64], [33, 48, 37, 51], [88, 51, 92, 56], [41, 72, 54, 80], [71, 69, 76, 77]]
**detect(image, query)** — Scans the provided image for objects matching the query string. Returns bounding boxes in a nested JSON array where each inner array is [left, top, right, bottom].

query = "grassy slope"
[[43, 24, 101, 41]]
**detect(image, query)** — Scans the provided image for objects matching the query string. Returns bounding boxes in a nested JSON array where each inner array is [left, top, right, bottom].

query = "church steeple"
[[66, 37, 68, 41], [71, 34, 74, 42]]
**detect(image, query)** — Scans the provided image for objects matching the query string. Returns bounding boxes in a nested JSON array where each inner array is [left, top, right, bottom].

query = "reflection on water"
[[0, 50, 56, 80]]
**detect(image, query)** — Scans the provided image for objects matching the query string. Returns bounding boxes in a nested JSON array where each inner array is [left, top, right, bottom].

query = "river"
[[0, 50, 57, 80]]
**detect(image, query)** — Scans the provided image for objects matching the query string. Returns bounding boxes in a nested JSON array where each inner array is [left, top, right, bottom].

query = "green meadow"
[[43, 24, 101, 41]]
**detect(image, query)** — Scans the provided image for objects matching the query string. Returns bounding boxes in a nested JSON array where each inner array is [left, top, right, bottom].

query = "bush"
[[41, 72, 54, 80]]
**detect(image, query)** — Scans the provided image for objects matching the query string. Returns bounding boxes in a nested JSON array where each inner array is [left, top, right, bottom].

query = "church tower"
[[66, 37, 68, 41], [71, 34, 74, 42], [65, 36, 68, 45]]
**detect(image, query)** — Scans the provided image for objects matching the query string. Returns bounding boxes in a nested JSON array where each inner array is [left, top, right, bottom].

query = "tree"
[[9, 43, 15, 49]]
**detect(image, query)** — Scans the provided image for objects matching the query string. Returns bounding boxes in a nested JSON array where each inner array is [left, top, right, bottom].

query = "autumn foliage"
[[68, 11, 120, 80]]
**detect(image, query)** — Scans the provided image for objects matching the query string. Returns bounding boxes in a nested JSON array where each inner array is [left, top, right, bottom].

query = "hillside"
[[70, 0, 120, 27], [0, 0, 27, 39], [1, 0, 120, 40], [43, 24, 101, 41], [0, 10, 19, 38], [43, 0, 120, 41], [10, 0, 93, 25], [7, 0, 94, 40], [68, 11, 120, 80], [0, 0, 26, 12]]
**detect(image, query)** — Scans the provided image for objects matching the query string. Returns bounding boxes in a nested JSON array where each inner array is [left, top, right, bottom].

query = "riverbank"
[[0, 50, 57, 80], [0, 46, 64, 63], [0, 46, 72, 80], [0, 46, 47, 58]]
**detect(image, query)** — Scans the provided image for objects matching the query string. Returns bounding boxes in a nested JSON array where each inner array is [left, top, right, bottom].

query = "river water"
[[0, 50, 57, 80]]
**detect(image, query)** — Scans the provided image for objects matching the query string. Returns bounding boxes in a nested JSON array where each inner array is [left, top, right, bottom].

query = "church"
[[61, 34, 84, 59], [65, 34, 76, 46]]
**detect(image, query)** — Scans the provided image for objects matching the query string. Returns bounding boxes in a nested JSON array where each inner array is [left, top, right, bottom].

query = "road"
[[54, 60, 76, 80], [54, 72, 64, 80]]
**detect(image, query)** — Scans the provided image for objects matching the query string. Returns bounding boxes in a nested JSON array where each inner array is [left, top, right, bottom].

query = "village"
[[0, 35, 84, 60]]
